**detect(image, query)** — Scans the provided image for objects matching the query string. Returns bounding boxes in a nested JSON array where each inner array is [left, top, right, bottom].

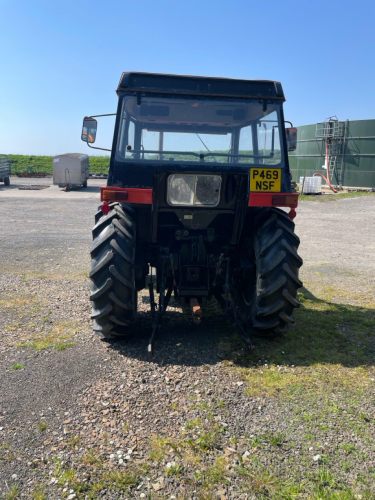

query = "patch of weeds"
[[55, 342, 75, 351], [185, 418, 201, 430], [287, 383, 304, 396], [305, 434, 315, 440], [103, 469, 140, 489], [81, 449, 103, 467], [57, 468, 76, 486], [236, 285, 375, 400], [149, 436, 169, 463], [359, 412, 371, 423], [0, 441, 15, 462], [199, 456, 227, 487], [195, 431, 217, 451], [260, 431, 286, 446], [166, 464, 184, 476], [301, 412, 316, 423], [122, 424, 129, 432], [37, 421, 48, 432], [236, 463, 300, 497], [299, 191, 375, 202], [69, 434, 81, 448], [340, 443, 356, 453], [17, 321, 78, 351], [213, 422, 227, 434], [217, 399, 226, 408], [310, 466, 338, 496], [249, 436, 262, 448], [11, 364, 24, 370], [170, 402, 179, 410], [0, 294, 38, 309], [4, 485, 20, 500], [167, 441, 182, 457], [194, 401, 211, 411], [341, 460, 351, 472], [6, 322, 22, 332], [31, 486, 46, 500]]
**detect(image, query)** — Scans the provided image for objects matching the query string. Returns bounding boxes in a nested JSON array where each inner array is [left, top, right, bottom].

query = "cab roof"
[[117, 72, 285, 101]]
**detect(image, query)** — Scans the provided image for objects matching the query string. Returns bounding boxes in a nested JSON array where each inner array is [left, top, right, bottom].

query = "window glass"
[[117, 96, 283, 166], [128, 121, 135, 150], [256, 111, 281, 165], [238, 125, 254, 164]]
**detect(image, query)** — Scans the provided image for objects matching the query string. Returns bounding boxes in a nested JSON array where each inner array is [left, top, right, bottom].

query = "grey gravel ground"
[[1, 178, 375, 499]]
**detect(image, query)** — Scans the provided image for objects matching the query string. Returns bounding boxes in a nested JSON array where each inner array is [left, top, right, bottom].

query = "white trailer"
[[0, 154, 11, 185], [53, 153, 89, 189]]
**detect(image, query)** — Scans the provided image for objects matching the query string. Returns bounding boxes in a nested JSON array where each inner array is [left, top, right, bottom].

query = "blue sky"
[[1, 0, 374, 156]]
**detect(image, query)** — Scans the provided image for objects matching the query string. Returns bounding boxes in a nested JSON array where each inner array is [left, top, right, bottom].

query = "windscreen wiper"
[[195, 133, 218, 162]]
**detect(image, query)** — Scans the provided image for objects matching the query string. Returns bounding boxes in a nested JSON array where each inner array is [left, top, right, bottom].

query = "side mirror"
[[285, 127, 297, 152], [81, 117, 97, 143]]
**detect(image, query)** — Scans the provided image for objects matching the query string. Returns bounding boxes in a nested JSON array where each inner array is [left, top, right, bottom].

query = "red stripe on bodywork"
[[100, 186, 153, 204], [248, 192, 299, 208]]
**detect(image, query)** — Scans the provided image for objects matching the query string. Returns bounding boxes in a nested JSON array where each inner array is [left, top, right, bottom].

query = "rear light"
[[272, 195, 298, 207], [102, 190, 128, 201]]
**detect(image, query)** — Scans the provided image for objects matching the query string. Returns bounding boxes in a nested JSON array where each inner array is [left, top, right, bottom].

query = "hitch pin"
[[170, 254, 179, 299], [190, 298, 202, 324]]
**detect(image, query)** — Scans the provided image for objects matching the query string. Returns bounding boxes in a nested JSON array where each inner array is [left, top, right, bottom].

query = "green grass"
[[11, 364, 24, 370], [340, 443, 356, 453], [49, 455, 147, 499], [200, 281, 375, 497], [299, 191, 375, 202], [4, 485, 20, 500], [17, 321, 77, 351], [69, 434, 82, 448], [226, 285, 375, 399], [8, 154, 110, 174], [31, 487, 46, 500], [37, 421, 48, 432], [165, 464, 184, 476]]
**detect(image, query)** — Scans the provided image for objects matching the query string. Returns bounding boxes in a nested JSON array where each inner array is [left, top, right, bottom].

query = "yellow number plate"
[[250, 168, 281, 192]]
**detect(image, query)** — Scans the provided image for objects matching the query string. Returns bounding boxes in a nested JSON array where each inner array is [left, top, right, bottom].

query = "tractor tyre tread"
[[235, 207, 303, 337], [90, 203, 137, 339]]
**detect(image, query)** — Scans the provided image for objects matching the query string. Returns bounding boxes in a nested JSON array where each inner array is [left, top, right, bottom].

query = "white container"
[[299, 176, 321, 194], [53, 153, 89, 188]]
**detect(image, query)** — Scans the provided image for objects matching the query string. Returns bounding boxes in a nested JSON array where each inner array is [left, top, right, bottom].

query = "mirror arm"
[[88, 113, 116, 118], [87, 143, 111, 152]]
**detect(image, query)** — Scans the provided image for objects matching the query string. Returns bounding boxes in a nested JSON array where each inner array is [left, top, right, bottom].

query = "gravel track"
[[1, 180, 375, 499]]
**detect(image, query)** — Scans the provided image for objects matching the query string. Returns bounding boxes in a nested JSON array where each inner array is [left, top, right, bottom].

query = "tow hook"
[[190, 298, 202, 324], [101, 201, 111, 215], [289, 208, 297, 220]]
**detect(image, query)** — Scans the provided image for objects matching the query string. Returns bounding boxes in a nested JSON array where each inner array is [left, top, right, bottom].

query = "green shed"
[[289, 118, 375, 188]]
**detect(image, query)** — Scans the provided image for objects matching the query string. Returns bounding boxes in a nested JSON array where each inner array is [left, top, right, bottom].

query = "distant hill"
[[8, 155, 110, 174], [7, 150, 280, 174]]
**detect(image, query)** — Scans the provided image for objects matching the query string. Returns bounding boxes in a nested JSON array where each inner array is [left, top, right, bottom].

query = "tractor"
[[81, 72, 302, 354]]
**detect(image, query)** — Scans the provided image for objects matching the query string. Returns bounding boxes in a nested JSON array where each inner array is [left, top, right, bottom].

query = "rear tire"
[[4, 176, 10, 186], [233, 207, 303, 336], [83, 179, 88, 188], [90, 202, 137, 339]]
